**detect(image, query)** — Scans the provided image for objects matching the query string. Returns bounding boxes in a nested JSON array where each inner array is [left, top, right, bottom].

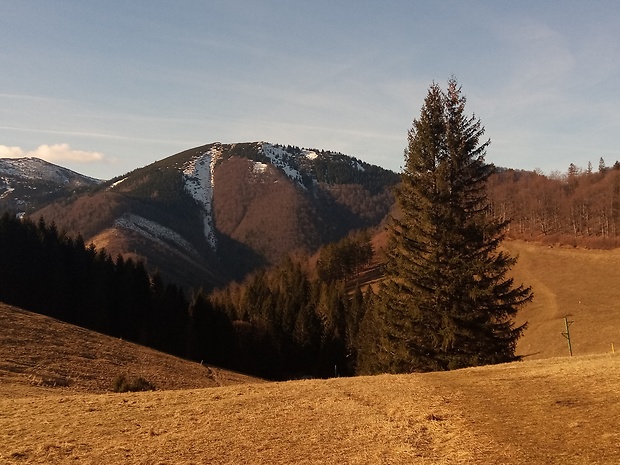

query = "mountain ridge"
[[0, 157, 101, 213], [25, 141, 399, 290]]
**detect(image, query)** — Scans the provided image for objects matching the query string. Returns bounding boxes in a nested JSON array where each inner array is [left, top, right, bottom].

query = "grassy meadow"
[[506, 240, 620, 359], [2, 353, 619, 464]]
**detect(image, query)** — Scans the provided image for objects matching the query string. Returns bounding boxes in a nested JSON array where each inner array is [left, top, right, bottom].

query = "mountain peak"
[[0, 157, 101, 213], [0, 157, 100, 183], [26, 141, 399, 289]]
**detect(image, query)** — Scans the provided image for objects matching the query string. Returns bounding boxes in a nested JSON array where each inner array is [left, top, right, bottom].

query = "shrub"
[[112, 374, 156, 392]]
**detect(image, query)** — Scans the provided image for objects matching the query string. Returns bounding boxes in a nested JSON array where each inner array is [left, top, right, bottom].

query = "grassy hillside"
[[2, 348, 618, 463], [505, 240, 620, 359], [0, 303, 261, 398], [357, 236, 620, 361]]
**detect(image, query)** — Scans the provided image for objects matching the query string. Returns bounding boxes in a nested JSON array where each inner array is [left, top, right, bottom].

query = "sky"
[[1, 1, 619, 180]]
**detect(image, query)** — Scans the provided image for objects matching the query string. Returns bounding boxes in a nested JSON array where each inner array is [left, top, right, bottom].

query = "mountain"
[[0, 157, 101, 213], [31, 142, 399, 290]]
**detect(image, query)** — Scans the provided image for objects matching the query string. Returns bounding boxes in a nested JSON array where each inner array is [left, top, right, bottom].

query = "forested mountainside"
[[4, 150, 620, 380], [0, 157, 100, 213], [31, 142, 398, 290], [488, 162, 620, 247]]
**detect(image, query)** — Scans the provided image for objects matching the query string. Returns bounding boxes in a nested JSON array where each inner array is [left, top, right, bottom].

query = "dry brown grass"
[[2, 352, 619, 464], [505, 240, 620, 359], [0, 304, 261, 398]]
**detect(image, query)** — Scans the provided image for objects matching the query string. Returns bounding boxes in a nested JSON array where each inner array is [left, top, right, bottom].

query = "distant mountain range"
[[2, 142, 399, 290], [0, 157, 101, 213]]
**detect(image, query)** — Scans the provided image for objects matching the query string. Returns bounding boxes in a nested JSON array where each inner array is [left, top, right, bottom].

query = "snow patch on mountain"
[[261, 143, 305, 189], [353, 160, 365, 172], [109, 177, 127, 189], [115, 213, 199, 257], [0, 187, 15, 199], [253, 162, 268, 174], [303, 149, 318, 160], [182, 146, 222, 250]]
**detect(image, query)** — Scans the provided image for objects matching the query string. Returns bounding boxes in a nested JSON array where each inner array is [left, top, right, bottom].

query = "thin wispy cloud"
[[0, 93, 57, 102], [0, 125, 189, 146]]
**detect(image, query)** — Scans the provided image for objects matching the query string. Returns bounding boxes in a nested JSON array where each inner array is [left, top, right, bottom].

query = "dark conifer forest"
[[0, 213, 191, 356], [0, 213, 373, 379]]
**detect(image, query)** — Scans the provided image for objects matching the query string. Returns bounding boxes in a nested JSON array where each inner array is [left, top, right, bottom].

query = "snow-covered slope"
[[260, 143, 305, 188], [182, 145, 222, 250], [252, 142, 377, 191], [115, 213, 199, 257]]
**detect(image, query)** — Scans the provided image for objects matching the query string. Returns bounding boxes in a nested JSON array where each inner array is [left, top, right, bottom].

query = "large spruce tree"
[[358, 79, 532, 374]]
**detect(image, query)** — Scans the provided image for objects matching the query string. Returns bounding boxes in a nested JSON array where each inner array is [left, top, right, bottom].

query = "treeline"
[[0, 213, 231, 365], [0, 212, 375, 379], [252, 142, 400, 194], [305, 152, 400, 195], [488, 161, 620, 247]]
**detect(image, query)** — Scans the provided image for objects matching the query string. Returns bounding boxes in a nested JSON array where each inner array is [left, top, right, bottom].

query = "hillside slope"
[[0, 303, 261, 398], [1, 352, 618, 464], [361, 234, 620, 362], [505, 240, 620, 359]]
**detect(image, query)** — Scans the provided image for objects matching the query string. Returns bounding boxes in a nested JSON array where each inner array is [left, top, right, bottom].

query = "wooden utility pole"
[[561, 316, 574, 356]]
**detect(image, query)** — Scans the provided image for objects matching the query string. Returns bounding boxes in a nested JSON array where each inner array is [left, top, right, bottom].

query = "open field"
[[505, 240, 620, 359], [2, 350, 619, 464]]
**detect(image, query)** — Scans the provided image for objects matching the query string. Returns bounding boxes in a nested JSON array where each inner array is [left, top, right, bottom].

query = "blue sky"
[[1, 1, 619, 179]]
